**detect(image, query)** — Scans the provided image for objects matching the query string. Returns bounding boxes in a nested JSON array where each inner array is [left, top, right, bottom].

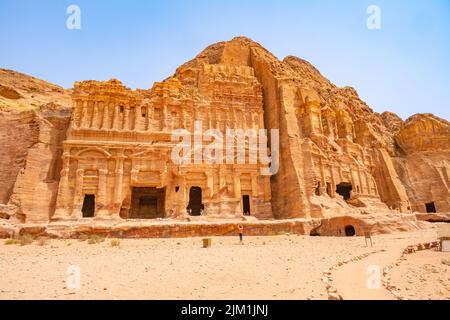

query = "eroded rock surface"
[[0, 37, 448, 235], [0, 69, 71, 222]]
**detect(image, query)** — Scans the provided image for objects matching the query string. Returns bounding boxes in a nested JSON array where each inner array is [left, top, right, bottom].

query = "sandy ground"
[[389, 249, 450, 300], [0, 228, 446, 300], [332, 229, 448, 300]]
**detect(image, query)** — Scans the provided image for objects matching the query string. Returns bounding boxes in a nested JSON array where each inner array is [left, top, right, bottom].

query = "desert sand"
[[0, 228, 447, 300], [389, 249, 449, 300]]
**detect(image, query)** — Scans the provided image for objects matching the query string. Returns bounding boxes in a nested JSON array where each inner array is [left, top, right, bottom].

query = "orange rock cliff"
[[0, 37, 449, 229]]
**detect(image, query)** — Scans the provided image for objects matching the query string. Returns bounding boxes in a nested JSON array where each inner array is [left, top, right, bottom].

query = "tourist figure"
[[238, 224, 244, 243]]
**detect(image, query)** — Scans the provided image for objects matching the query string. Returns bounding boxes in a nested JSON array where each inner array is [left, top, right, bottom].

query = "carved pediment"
[[75, 147, 111, 158]]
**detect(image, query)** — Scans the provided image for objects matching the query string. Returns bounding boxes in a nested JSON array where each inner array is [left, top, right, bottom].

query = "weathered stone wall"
[[0, 214, 424, 239], [0, 69, 71, 222], [393, 114, 450, 213], [0, 110, 38, 204], [372, 148, 410, 211], [393, 152, 450, 212], [9, 109, 70, 222], [251, 50, 311, 219]]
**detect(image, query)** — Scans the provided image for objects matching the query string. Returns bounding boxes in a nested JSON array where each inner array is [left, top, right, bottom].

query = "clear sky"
[[0, 0, 449, 120]]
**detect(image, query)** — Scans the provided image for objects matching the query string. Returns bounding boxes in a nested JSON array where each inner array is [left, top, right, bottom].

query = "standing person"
[[238, 224, 244, 243]]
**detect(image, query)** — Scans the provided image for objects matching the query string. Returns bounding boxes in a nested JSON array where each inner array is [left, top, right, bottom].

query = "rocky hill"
[[170, 37, 449, 217], [0, 37, 448, 225], [0, 69, 71, 219]]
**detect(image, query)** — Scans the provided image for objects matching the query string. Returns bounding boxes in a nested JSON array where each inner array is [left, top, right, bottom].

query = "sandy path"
[[332, 229, 437, 300], [0, 229, 438, 300]]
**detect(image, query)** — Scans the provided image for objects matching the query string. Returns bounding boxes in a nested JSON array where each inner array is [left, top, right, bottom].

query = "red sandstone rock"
[[0, 38, 448, 235]]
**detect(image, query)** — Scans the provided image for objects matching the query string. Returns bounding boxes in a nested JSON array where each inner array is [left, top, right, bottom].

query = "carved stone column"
[[252, 112, 258, 130], [193, 105, 198, 127], [180, 176, 189, 216], [162, 104, 168, 131], [242, 112, 247, 130], [181, 106, 187, 129], [96, 168, 109, 217], [219, 108, 223, 130], [124, 106, 130, 130], [219, 167, 227, 190], [233, 172, 242, 199], [135, 107, 143, 131], [363, 171, 371, 195], [251, 172, 258, 197], [263, 176, 271, 202], [92, 101, 99, 129], [72, 168, 84, 219], [80, 101, 89, 128], [147, 106, 153, 131], [231, 108, 236, 129], [53, 152, 72, 220], [112, 104, 119, 130], [329, 165, 336, 197], [213, 107, 218, 129], [101, 102, 110, 129], [350, 166, 357, 196], [113, 155, 125, 217], [319, 159, 327, 195], [357, 169, 365, 195], [372, 177, 379, 196], [259, 112, 264, 131], [72, 100, 82, 128]]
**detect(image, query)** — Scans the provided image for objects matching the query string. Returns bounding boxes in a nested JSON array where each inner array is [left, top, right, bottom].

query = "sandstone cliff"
[[168, 37, 448, 218], [392, 114, 450, 212], [0, 37, 449, 226], [175, 37, 448, 217], [0, 69, 71, 222]]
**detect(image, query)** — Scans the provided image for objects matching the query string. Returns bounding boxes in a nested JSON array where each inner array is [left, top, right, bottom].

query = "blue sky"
[[0, 0, 449, 120]]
